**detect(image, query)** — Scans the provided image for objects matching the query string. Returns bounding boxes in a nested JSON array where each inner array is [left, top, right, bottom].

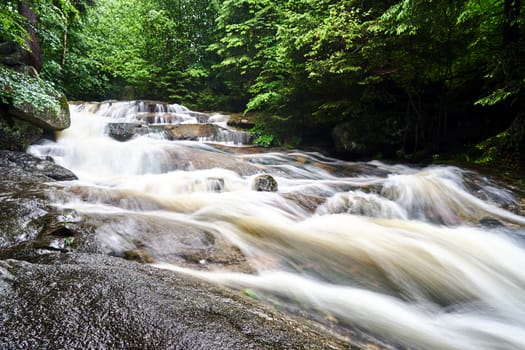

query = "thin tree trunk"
[[61, 21, 68, 70]]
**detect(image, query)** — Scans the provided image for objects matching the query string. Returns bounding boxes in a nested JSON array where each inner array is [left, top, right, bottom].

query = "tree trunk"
[[61, 22, 69, 70], [17, 1, 42, 71]]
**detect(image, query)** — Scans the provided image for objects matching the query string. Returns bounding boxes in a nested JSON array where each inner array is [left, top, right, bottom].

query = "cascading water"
[[28, 102, 525, 350]]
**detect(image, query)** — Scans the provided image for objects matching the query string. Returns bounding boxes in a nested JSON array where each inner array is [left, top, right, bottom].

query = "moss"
[[0, 65, 62, 116]]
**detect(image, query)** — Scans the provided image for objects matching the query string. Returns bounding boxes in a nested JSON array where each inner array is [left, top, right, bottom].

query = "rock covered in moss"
[[0, 65, 70, 132]]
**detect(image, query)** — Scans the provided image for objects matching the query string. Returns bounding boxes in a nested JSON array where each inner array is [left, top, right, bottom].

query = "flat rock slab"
[[0, 253, 350, 350]]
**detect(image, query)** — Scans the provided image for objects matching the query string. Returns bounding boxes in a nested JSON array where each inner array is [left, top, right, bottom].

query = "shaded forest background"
[[1, 0, 524, 161]]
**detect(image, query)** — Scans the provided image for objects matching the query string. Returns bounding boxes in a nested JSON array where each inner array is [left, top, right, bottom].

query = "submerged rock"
[[0, 253, 350, 349], [479, 217, 505, 228]]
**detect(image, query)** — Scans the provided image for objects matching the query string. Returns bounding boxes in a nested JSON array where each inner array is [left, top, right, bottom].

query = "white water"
[[29, 102, 525, 349]]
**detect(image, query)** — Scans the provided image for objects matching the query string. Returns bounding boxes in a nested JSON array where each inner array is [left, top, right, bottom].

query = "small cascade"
[[72, 100, 251, 146]]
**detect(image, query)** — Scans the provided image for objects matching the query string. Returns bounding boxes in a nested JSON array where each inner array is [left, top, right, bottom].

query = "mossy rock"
[[0, 65, 70, 131], [0, 113, 42, 151]]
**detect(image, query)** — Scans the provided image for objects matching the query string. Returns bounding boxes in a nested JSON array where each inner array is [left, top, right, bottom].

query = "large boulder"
[[0, 65, 70, 137], [106, 122, 147, 141], [8, 92, 70, 131]]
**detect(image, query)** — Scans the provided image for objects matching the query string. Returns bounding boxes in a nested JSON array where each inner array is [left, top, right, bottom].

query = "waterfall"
[[28, 102, 525, 350]]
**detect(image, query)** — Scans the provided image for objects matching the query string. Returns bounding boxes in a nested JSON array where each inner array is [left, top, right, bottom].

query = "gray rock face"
[[0, 253, 348, 350], [0, 150, 77, 182]]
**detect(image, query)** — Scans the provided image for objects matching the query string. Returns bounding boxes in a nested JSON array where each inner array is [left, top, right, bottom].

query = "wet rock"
[[0, 112, 42, 151], [106, 122, 147, 141], [0, 150, 77, 181], [160, 146, 261, 176], [252, 174, 278, 192], [76, 213, 253, 272], [479, 217, 505, 228], [0, 151, 77, 249], [207, 177, 225, 192], [0, 253, 350, 350], [163, 123, 221, 141], [123, 248, 155, 263], [283, 192, 326, 212]]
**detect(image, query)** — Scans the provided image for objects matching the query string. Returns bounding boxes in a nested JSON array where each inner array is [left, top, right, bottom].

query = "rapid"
[[28, 101, 525, 350]]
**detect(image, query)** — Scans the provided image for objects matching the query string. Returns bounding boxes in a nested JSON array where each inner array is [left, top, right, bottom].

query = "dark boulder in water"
[[252, 174, 278, 192], [106, 122, 147, 141]]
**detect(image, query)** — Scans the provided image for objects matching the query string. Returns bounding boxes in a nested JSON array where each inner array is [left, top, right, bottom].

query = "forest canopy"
[[1, 0, 524, 159]]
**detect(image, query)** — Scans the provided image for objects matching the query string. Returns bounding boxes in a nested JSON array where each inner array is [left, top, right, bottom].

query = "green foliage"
[[250, 121, 278, 147], [0, 65, 61, 115], [0, 2, 30, 49], [67, 0, 220, 104], [5, 0, 522, 159], [475, 88, 514, 106]]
